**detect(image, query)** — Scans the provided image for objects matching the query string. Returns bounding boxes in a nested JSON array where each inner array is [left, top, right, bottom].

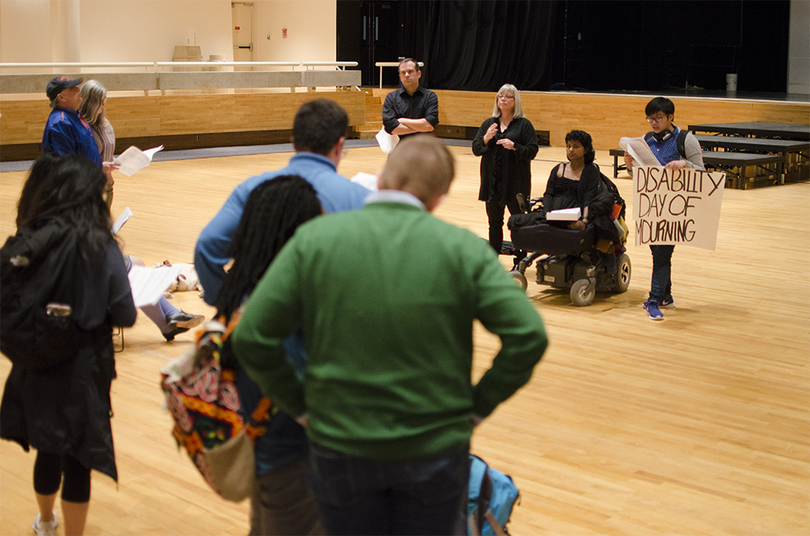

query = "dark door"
[[337, 0, 401, 87]]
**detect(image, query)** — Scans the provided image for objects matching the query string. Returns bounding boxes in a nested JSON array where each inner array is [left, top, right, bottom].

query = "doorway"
[[337, 1, 401, 87], [232, 2, 254, 71]]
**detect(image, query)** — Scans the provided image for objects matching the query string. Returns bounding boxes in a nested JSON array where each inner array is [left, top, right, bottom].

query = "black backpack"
[[595, 165, 626, 220], [0, 217, 81, 371]]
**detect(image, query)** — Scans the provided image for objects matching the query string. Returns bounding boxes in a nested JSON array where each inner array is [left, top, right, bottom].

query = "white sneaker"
[[31, 512, 58, 536]]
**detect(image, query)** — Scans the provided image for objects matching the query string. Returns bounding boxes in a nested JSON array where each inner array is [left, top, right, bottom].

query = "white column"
[[788, 0, 810, 95], [50, 0, 81, 63]]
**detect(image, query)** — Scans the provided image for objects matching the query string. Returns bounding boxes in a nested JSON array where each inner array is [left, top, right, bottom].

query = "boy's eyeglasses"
[[646, 115, 670, 124]]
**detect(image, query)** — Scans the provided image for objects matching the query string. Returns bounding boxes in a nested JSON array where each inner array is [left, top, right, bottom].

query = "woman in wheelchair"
[[542, 130, 600, 230], [507, 130, 630, 305]]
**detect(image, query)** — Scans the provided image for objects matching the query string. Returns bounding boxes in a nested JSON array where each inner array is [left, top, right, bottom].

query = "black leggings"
[[486, 197, 522, 254], [34, 451, 91, 503]]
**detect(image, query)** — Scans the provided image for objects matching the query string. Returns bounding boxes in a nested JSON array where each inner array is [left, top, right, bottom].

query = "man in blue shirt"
[[194, 98, 370, 536], [196, 99, 370, 304], [41, 76, 116, 174]]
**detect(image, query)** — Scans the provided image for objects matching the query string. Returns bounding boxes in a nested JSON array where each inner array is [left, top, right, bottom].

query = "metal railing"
[[0, 61, 361, 94], [0, 61, 357, 72]]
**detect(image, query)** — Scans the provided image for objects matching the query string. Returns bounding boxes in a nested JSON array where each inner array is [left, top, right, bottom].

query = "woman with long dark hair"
[[15, 152, 61, 230], [1, 154, 137, 536], [214, 175, 325, 536]]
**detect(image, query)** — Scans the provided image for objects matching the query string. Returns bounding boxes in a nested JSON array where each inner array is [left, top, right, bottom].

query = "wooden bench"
[[700, 151, 785, 189], [694, 135, 809, 182], [609, 148, 628, 178], [688, 121, 810, 141]]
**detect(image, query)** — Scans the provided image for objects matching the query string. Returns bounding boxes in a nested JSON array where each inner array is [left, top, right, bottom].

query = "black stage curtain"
[[400, 1, 557, 92], [553, 0, 790, 94], [384, 0, 788, 94]]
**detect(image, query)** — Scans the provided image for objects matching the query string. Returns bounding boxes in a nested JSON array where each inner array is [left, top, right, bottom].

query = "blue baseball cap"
[[46, 76, 83, 101]]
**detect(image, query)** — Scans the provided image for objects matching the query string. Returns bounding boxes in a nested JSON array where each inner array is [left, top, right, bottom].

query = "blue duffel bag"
[[467, 455, 520, 536]]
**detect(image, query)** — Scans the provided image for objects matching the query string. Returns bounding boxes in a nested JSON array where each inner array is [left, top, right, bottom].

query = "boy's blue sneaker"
[[644, 300, 664, 321], [660, 295, 675, 308]]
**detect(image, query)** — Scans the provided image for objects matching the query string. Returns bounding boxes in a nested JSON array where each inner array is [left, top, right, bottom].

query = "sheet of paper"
[[350, 172, 379, 191], [620, 137, 660, 168], [546, 207, 581, 221], [375, 128, 399, 154], [114, 145, 164, 177], [111, 206, 132, 235], [128, 264, 181, 307]]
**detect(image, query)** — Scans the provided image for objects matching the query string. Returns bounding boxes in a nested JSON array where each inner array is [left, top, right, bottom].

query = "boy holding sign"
[[624, 97, 704, 320]]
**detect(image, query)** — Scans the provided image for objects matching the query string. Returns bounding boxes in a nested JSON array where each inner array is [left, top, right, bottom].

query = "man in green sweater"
[[232, 135, 548, 535]]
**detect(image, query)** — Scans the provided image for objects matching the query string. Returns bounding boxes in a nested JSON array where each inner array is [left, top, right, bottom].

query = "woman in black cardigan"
[[473, 84, 539, 253]]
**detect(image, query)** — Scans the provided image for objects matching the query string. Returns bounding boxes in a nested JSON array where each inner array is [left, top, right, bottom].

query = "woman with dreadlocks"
[[213, 175, 324, 536]]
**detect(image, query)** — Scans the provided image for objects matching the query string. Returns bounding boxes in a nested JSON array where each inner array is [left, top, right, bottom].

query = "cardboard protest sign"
[[633, 166, 725, 250]]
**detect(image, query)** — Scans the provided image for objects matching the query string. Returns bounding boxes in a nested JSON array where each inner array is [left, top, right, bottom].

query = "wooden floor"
[[1, 145, 808, 535]]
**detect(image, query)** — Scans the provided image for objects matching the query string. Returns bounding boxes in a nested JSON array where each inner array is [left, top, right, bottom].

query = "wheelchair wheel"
[[570, 278, 595, 306], [510, 270, 528, 291], [614, 253, 631, 293]]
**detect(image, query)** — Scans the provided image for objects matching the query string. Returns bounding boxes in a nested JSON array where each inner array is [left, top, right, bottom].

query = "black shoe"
[[163, 312, 204, 341], [163, 326, 188, 342]]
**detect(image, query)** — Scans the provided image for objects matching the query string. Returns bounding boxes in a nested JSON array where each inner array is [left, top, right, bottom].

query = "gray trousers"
[[249, 456, 324, 536]]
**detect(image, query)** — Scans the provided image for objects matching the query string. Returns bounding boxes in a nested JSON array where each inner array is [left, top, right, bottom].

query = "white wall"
[[81, 0, 233, 62], [0, 0, 336, 64], [1, 0, 54, 63], [788, 0, 810, 95], [253, 0, 336, 63]]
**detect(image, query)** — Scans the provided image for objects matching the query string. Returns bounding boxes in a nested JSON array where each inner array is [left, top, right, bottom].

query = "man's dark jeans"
[[308, 442, 469, 535], [649, 244, 674, 302]]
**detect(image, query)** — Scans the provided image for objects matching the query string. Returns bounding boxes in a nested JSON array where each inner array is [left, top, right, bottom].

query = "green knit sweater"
[[232, 198, 548, 460]]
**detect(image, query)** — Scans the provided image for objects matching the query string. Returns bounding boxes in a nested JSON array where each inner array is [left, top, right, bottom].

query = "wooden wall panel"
[[106, 96, 162, 138], [157, 92, 363, 136], [0, 99, 51, 146], [0, 91, 365, 146], [432, 90, 810, 149], [2, 90, 806, 150]]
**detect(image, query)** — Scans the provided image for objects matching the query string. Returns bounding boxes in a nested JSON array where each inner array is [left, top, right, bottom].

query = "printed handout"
[[375, 128, 399, 154], [620, 137, 660, 168], [128, 264, 181, 307], [350, 172, 379, 191], [111, 206, 132, 235], [114, 145, 164, 177], [545, 207, 581, 221]]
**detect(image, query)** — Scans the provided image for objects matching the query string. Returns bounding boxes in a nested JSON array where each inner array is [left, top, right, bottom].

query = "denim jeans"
[[649, 244, 674, 302], [249, 456, 324, 536], [308, 443, 470, 536]]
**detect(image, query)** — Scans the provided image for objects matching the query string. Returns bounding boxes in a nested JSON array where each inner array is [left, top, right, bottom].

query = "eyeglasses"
[[646, 115, 670, 124], [498, 94, 515, 100]]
